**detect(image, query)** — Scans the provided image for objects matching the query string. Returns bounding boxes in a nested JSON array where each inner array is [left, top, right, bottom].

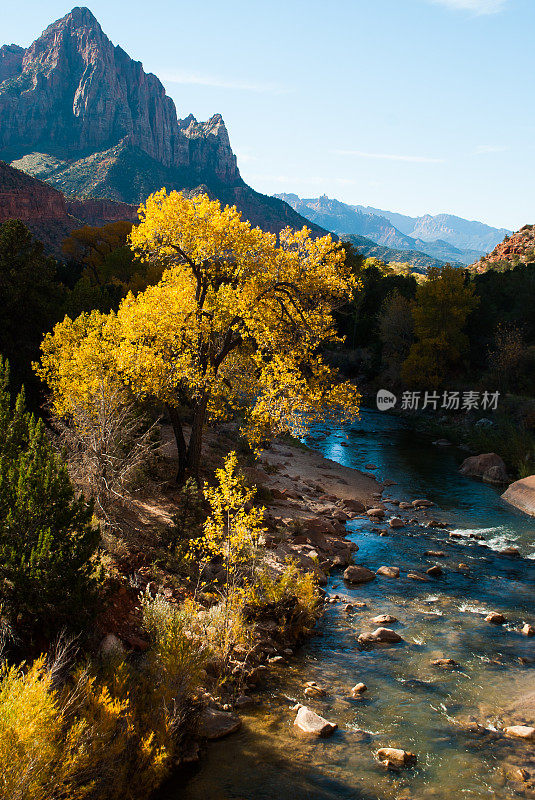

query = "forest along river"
[[162, 409, 535, 800]]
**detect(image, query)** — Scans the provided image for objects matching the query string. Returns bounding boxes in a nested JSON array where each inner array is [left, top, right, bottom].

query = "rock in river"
[[431, 658, 459, 668], [371, 614, 398, 624], [376, 747, 417, 768], [376, 566, 400, 578], [503, 725, 535, 740], [389, 518, 404, 529], [485, 612, 506, 625], [358, 627, 403, 645], [351, 682, 368, 695], [344, 565, 376, 584], [294, 706, 337, 737], [522, 623, 535, 636], [197, 707, 242, 739]]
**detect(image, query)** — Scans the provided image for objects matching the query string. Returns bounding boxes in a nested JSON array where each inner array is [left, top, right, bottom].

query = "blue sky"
[[3, 0, 533, 229]]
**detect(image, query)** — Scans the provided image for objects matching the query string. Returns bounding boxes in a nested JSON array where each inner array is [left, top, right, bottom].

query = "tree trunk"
[[186, 397, 208, 481], [166, 404, 188, 483]]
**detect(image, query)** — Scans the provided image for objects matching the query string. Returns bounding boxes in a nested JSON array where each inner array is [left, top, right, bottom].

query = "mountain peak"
[[55, 6, 101, 29]]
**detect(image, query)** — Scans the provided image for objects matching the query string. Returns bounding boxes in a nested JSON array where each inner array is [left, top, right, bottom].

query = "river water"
[[162, 409, 535, 800]]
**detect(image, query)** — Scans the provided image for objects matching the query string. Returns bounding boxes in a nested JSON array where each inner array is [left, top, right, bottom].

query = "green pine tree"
[[0, 359, 98, 643]]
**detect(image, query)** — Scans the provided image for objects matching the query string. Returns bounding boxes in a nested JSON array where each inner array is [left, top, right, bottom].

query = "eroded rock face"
[[0, 8, 239, 183], [294, 706, 337, 737]]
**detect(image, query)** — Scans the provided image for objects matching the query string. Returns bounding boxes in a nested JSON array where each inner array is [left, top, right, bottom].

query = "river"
[[161, 409, 535, 800]]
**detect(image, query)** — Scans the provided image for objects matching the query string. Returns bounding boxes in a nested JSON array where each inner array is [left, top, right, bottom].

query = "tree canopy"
[[38, 191, 360, 480]]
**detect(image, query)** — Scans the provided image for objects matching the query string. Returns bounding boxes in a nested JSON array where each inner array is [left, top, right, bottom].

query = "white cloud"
[[475, 144, 509, 154], [428, 0, 508, 14], [332, 149, 445, 164], [160, 70, 289, 94]]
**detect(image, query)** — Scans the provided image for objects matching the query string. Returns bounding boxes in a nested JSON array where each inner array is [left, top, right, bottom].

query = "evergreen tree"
[[0, 359, 98, 643]]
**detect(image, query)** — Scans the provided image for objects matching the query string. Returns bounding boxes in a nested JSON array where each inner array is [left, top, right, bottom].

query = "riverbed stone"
[[426, 565, 443, 577], [344, 499, 366, 513], [425, 551, 445, 557], [460, 453, 508, 483], [367, 507, 385, 519], [503, 726, 535, 740], [500, 546, 521, 557], [376, 566, 400, 578], [304, 682, 327, 698], [351, 682, 368, 695], [389, 518, 404, 529], [294, 706, 337, 737], [197, 707, 242, 739], [407, 571, 429, 581], [371, 614, 398, 624], [343, 565, 376, 584], [359, 627, 403, 645], [376, 747, 417, 768], [485, 612, 507, 625], [522, 623, 535, 636], [412, 499, 434, 508], [430, 658, 459, 668]]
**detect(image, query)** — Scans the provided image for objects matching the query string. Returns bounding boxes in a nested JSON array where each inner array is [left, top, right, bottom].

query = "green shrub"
[[0, 359, 98, 642]]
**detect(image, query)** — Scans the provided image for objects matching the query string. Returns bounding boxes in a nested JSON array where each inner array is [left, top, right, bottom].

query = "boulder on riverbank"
[[459, 453, 508, 484], [502, 475, 535, 517]]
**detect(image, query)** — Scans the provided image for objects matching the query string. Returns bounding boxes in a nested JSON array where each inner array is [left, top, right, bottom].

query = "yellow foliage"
[[37, 191, 360, 477]]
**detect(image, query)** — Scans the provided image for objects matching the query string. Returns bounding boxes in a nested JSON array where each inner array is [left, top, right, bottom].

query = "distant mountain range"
[[341, 234, 445, 273], [0, 8, 322, 237], [275, 194, 510, 266]]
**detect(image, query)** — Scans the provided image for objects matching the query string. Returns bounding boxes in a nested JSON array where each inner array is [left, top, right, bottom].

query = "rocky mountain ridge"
[[470, 225, 535, 273], [0, 159, 137, 253], [277, 193, 509, 265], [0, 8, 322, 237]]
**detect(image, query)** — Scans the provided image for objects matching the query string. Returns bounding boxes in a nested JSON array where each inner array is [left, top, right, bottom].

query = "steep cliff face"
[[0, 160, 67, 222], [0, 7, 240, 186], [0, 8, 324, 236], [0, 159, 141, 253]]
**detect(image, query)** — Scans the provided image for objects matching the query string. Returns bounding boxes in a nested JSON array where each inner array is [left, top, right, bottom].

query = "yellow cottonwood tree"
[[38, 191, 360, 480]]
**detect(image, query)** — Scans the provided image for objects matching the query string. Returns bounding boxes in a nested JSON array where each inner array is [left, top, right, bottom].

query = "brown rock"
[[344, 499, 366, 513], [367, 507, 385, 519], [371, 614, 398, 624], [376, 747, 417, 768], [502, 475, 535, 516], [351, 682, 367, 695], [407, 572, 429, 581], [389, 518, 404, 529], [430, 658, 459, 668], [358, 627, 402, 644], [485, 612, 506, 625], [503, 725, 535, 740], [522, 623, 535, 636], [412, 499, 434, 508], [426, 565, 443, 577], [343, 565, 376, 584], [376, 566, 400, 578], [425, 551, 445, 557], [459, 453, 508, 483]]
